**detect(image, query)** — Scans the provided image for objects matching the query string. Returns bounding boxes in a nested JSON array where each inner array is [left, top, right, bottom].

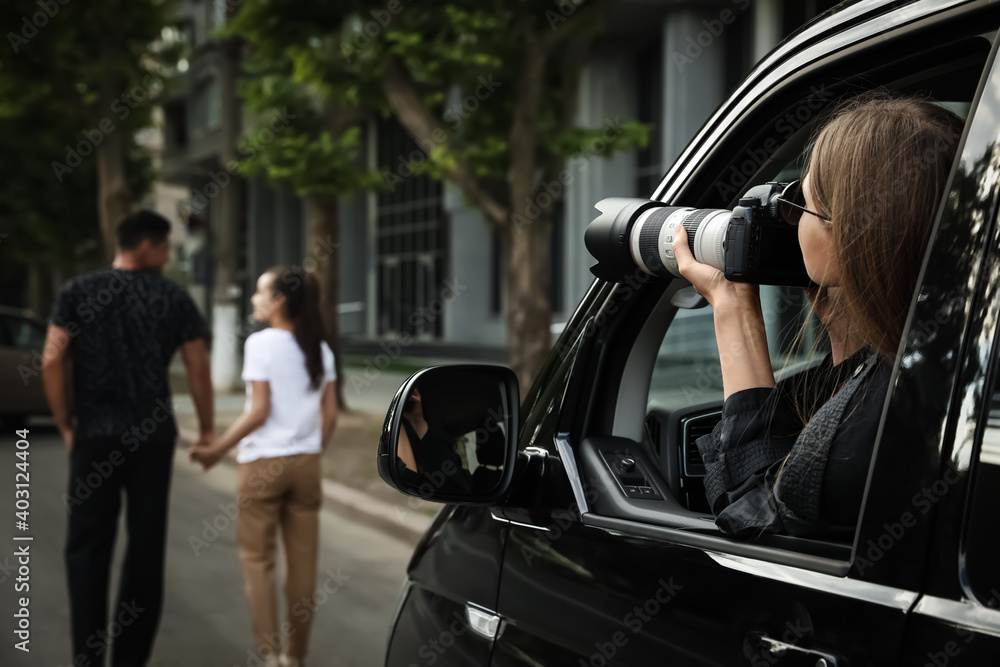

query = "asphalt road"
[[0, 425, 416, 667]]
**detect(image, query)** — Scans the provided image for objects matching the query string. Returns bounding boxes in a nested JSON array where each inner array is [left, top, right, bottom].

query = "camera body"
[[723, 183, 811, 286], [585, 182, 812, 288]]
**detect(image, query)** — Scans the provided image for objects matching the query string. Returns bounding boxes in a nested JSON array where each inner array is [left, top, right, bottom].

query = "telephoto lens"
[[584, 199, 730, 281], [585, 183, 812, 287]]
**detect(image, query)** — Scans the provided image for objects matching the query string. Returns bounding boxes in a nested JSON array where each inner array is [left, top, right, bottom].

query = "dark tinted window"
[[0, 315, 43, 350]]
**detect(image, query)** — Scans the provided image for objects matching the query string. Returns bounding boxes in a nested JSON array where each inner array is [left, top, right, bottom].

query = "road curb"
[[178, 427, 435, 545]]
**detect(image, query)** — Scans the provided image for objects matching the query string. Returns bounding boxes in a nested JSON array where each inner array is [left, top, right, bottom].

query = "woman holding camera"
[[672, 96, 964, 538], [190, 266, 338, 667]]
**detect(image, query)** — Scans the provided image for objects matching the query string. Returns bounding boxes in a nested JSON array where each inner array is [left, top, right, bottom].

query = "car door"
[[489, 6, 999, 666]]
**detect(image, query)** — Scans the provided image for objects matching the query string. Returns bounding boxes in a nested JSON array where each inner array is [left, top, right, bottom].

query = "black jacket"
[[696, 347, 892, 539]]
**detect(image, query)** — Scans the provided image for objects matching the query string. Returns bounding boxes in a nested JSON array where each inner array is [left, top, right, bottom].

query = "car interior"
[[562, 27, 993, 567]]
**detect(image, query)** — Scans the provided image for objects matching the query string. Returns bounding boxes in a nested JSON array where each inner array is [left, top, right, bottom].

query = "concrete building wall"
[[442, 186, 505, 347], [563, 44, 640, 323], [337, 194, 369, 338]]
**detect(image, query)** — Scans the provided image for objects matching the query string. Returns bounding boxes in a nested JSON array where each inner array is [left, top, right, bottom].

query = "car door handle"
[[746, 630, 843, 666]]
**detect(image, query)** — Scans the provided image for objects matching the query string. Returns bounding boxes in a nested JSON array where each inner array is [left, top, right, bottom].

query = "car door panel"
[[492, 480, 913, 666]]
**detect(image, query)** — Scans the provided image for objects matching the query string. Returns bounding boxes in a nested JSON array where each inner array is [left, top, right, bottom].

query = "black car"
[[376, 1, 1000, 664]]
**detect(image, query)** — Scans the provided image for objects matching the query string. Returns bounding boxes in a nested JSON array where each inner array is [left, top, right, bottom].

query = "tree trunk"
[[95, 129, 132, 263], [503, 217, 552, 401], [305, 194, 348, 411], [95, 37, 131, 264]]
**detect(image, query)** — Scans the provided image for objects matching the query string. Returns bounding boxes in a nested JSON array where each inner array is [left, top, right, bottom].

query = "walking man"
[[42, 211, 215, 666]]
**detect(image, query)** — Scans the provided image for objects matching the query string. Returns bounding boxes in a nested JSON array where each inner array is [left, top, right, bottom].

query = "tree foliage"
[[226, 0, 649, 389], [0, 0, 173, 269]]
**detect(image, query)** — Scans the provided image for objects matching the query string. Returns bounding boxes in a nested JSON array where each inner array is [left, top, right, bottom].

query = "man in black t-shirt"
[[42, 210, 215, 667]]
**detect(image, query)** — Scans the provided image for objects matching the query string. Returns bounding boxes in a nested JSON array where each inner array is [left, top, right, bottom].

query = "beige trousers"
[[237, 452, 322, 661]]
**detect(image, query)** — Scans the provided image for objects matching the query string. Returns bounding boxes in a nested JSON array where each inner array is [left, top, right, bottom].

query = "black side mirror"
[[376, 364, 519, 504]]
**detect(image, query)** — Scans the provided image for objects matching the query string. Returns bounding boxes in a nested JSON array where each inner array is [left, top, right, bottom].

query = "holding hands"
[[189, 431, 226, 471]]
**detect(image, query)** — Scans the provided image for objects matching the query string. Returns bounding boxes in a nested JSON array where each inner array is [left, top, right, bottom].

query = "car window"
[[0, 316, 12, 347], [1, 316, 46, 350], [621, 35, 989, 546], [647, 289, 823, 412]]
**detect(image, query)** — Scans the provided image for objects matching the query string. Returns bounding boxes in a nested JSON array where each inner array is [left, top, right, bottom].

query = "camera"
[[584, 182, 812, 287]]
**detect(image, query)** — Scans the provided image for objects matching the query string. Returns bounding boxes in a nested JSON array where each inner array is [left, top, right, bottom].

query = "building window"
[[192, 77, 222, 132], [375, 117, 448, 340], [163, 99, 187, 151]]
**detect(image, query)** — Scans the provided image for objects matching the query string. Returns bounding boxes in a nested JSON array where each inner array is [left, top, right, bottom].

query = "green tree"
[[0, 0, 172, 263], [230, 0, 647, 392], [224, 41, 383, 408]]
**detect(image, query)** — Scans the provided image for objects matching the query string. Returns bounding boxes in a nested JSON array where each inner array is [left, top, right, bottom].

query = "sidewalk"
[[172, 365, 440, 543]]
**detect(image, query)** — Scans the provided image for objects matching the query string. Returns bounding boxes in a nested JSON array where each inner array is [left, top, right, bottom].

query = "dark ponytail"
[[269, 265, 326, 391]]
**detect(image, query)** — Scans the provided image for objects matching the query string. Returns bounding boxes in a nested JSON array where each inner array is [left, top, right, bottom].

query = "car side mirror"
[[376, 364, 519, 504]]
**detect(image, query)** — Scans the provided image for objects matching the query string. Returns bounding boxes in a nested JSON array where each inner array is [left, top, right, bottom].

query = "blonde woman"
[[673, 96, 964, 538], [192, 266, 338, 667]]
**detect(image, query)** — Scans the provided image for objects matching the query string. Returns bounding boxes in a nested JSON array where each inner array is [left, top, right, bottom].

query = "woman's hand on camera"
[[672, 226, 759, 307]]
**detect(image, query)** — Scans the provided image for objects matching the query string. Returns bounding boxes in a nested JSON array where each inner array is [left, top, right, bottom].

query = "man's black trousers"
[[64, 438, 176, 667]]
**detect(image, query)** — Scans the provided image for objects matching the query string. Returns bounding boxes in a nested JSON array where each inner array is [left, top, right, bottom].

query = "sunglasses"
[[777, 180, 831, 225]]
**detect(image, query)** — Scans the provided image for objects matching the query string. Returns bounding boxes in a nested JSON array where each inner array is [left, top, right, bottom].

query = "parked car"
[[376, 0, 1000, 664], [0, 306, 50, 428]]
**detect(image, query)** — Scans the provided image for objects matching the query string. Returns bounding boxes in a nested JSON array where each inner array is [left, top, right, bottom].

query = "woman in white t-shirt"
[[191, 266, 338, 667]]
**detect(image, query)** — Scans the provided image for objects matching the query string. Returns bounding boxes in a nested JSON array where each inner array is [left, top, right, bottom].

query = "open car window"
[[574, 25, 992, 567]]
